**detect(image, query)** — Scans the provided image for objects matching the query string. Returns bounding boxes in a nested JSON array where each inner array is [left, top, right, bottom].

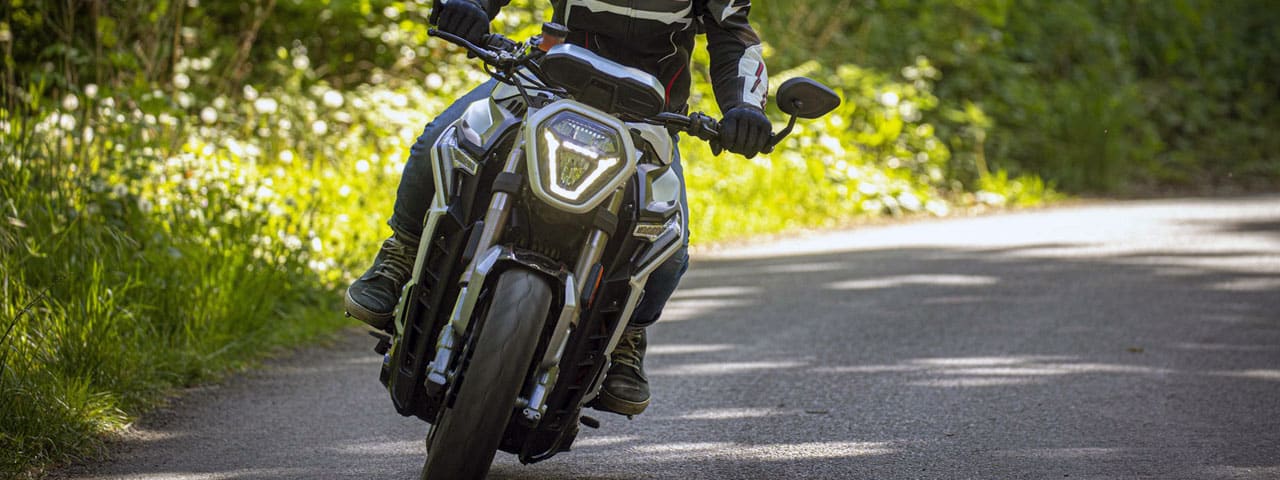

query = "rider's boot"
[[598, 327, 650, 416], [344, 230, 419, 331]]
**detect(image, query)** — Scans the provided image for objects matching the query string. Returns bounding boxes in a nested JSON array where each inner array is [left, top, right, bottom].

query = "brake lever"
[[710, 140, 724, 156], [428, 28, 500, 65]]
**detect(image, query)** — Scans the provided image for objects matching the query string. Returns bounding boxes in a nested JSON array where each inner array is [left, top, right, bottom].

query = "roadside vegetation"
[[1, 0, 1275, 476]]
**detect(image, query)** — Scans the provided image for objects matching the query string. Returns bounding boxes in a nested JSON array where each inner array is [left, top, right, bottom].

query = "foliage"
[[753, 0, 1280, 192]]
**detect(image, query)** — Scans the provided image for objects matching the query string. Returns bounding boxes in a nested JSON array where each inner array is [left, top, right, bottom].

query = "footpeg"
[[579, 415, 600, 429], [368, 330, 392, 355]]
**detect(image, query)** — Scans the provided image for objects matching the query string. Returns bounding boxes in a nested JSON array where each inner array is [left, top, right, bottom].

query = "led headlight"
[[525, 104, 635, 213]]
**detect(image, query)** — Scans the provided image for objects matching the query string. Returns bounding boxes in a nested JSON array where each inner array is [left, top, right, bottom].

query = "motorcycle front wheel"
[[421, 269, 553, 480]]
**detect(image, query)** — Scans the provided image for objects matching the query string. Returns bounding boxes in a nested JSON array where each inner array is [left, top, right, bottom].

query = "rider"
[[345, 0, 773, 416]]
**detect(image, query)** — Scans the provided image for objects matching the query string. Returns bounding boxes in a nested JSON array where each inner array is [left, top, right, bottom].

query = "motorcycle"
[[372, 22, 841, 479]]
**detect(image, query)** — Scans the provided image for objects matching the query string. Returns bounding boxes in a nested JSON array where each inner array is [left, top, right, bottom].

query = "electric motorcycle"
[[372, 23, 841, 479]]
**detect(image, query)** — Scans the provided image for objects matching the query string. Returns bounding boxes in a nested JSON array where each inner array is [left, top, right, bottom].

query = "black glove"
[[720, 106, 772, 158], [434, 0, 490, 45]]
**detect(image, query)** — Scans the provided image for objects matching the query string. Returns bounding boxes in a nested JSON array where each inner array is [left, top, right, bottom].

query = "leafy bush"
[[754, 0, 1280, 192]]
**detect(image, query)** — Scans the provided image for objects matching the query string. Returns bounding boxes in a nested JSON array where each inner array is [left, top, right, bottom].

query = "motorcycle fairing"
[[385, 83, 687, 460]]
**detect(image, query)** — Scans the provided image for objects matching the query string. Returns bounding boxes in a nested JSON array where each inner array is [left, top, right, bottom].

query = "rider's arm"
[[701, 0, 769, 112]]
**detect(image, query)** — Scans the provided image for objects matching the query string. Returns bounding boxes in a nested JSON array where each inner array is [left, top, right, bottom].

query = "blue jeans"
[[389, 80, 689, 329]]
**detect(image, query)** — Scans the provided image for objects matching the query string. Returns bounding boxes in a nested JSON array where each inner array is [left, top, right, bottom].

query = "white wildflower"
[[173, 73, 191, 90], [292, 55, 310, 70], [899, 102, 919, 122], [925, 199, 951, 217], [355, 160, 370, 173], [253, 97, 278, 114], [322, 90, 344, 108], [976, 191, 1007, 207], [278, 150, 295, 164], [898, 192, 922, 212], [58, 114, 77, 131], [311, 120, 328, 135], [62, 93, 80, 111], [243, 84, 259, 101], [255, 185, 275, 200], [310, 237, 323, 252], [426, 73, 444, 90], [84, 84, 99, 98], [878, 91, 900, 108], [338, 185, 351, 197], [200, 107, 218, 124]]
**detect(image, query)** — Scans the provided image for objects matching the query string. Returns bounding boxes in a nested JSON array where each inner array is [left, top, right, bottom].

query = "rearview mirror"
[[775, 77, 841, 119]]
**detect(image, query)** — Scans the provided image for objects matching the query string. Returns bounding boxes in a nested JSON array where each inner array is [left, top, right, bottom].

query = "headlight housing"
[[525, 102, 636, 213]]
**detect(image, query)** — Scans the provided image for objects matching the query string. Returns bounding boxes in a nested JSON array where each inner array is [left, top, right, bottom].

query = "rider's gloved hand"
[[720, 106, 772, 158], [435, 0, 490, 45]]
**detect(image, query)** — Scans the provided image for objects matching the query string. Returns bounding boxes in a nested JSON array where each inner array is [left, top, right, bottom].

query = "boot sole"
[[344, 289, 394, 330], [594, 390, 650, 416]]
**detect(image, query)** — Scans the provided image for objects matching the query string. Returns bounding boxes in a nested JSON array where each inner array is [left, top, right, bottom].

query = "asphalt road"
[[62, 196, 1280, 480]]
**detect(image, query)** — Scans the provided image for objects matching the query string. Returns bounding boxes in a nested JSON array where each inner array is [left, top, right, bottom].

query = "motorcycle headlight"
[[526, 106, 634, 213]]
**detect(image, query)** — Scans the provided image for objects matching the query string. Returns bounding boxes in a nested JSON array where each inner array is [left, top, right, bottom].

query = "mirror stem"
[[763, 115, 798, 154]]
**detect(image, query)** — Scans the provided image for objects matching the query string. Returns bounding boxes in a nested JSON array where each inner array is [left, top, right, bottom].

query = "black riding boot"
[[597, 327, 650, 416], [344, 230, 419, 331]]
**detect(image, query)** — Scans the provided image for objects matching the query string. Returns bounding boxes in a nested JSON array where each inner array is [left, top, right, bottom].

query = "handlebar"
[[428, 27, 785, 156]]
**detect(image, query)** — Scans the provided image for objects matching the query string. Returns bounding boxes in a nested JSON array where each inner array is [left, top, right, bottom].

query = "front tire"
[[421, 269, 553, 480]]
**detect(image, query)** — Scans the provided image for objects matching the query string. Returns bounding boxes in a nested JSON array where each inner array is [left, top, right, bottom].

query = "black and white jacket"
[[461, 0, 768, 113]]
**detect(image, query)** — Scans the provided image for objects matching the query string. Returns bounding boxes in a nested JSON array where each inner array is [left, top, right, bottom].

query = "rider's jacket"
[[464, 0, 768, 113]]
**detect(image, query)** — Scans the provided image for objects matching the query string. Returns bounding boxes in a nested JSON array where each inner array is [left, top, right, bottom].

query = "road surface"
[[61, 196, 1280, 479]]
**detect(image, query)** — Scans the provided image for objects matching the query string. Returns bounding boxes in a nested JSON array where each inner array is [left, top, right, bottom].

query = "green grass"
[[0, 76, 445, 476]]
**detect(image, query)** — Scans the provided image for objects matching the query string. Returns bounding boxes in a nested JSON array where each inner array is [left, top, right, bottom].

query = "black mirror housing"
[[775, 77, 841, 119]]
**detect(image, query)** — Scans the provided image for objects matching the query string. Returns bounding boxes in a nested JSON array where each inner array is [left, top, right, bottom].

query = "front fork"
[[410, 143, 624, 423]]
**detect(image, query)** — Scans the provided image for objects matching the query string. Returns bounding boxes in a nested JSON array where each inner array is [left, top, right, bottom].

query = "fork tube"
[[572, 191, 624, 306], [460, 146, 524, 286]]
